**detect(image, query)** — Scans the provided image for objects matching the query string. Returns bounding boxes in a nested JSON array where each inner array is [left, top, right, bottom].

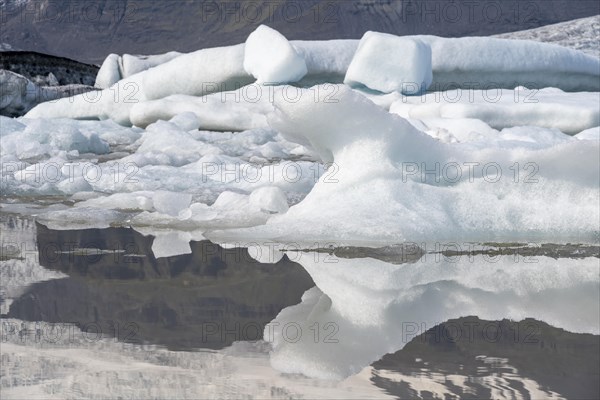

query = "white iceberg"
[[223, 85, 599, 243], [25, 27, 600, 126], [292, 39, 358, 83]]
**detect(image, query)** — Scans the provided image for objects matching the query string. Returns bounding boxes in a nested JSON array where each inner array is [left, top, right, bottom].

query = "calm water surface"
[[1, 212, 598, 399]]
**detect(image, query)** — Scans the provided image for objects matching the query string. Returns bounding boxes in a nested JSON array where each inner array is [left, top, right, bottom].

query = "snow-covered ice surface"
[[1, 20, 600, 397], [416, 34, 600, 92]]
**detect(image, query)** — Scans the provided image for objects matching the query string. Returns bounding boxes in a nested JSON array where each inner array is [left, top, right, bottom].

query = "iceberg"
[[222, 85, 599, 243], [24, 26, 600, 126], [94, 53, 121, 89], [292, 40, 358, 84]]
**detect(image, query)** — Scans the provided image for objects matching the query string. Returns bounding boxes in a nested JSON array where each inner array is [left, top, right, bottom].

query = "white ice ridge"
[[129, 86, 274, 130], [226, 85, 599, 243], [390, 87, 600, 135], [26, 25, 600, 126], [267, 252, 600, 380], [95, 51, 183, 89], [27, 43, 254, 125], [418, 35, 600, 92]]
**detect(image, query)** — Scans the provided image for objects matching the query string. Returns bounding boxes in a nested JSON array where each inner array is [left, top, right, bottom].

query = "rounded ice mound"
[[344, 32, 433, 94], [244, 25, 308, 85], [249, 186, 289, 214], [95, 53, 121, 89]]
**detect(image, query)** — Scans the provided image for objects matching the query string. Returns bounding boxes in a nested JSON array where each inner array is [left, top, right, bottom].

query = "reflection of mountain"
[[372, 317, 600, 399], [4, 224, 314, 350], [1, 0, 599, 64]]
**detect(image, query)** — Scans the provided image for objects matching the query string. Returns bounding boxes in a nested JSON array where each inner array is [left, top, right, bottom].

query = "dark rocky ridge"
[[1, 51, 98, 86], [0, 52, 98, 117], [1, 0, 599, 64]]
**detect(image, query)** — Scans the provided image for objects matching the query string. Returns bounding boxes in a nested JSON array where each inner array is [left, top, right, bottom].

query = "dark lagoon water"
[[1, 212, 599, 399]]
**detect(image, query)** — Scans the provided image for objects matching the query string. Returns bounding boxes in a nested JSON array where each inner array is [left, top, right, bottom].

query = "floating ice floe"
[[0, 117, 111, 160], [1, 111, 317, 228]]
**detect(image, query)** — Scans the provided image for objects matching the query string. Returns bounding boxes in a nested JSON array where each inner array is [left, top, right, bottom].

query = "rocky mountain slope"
[[1, 0, 598, 64]]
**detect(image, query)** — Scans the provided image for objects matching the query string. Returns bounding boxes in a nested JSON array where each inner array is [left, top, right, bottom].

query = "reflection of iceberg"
[[266, 251, 600, 380]]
